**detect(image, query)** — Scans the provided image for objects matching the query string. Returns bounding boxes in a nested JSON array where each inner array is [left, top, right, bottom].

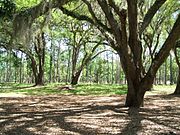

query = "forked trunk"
[[71, 70, 82, 85], [125, 75, 154, 107]]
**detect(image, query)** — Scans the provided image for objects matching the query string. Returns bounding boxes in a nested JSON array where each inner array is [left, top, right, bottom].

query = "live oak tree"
[[60, 0, 180, 107], [12, 0, 180, 107], [16, 31, 46, 86], [65, 20, 107, 85]]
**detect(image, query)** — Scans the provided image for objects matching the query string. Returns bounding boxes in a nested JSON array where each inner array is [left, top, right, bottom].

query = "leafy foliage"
[[0, 0, 16, 20]]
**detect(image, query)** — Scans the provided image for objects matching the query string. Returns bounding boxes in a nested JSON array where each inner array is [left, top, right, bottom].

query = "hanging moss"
[[12, 0, 51, 44], [12, 0, 71, 44]]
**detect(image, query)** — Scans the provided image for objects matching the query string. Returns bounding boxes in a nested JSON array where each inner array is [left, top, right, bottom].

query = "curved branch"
[[59, 6, 112, 33], [91, 49, 112, 60], [97, 0, 121, 36], [148, 13, 180, 76], [82, 0, 99, 23], [139, 0, 167, 35]]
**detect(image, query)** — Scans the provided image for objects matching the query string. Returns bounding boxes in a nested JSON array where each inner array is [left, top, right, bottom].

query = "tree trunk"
[[106, 52, 110, 83], [49, 40, 53, 83], [56, 41, 61, 82], [111, 53, 114, 84], [174, 71, 180, 95], [66, 46, 71, 84], [115, 58, 121, 84], [71, 70, 82, 85], [34, 33, 45, 86], [164, 60, 167, 85], [86, 65, 89, 83], [170, 54, 173, 85], [174, 45, 180, 95], [19, 52, 23, 83], [125, 75, 154, 107], [6, 50, 12, 82], [30, 58, 38, 86], [36, 73, 44, 86]]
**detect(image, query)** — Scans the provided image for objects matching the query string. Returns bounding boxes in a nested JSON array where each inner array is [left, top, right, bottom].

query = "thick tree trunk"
[[125, 79, 143, 107], [125, 76, 154, 107], [71, 70, 82, 85], [125, 90, 145, 107], [35, 73, 44, 86]]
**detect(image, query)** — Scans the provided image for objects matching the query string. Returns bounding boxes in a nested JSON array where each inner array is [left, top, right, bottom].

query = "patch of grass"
[[146, 85, 176, 95], [74, 84, 127, 95], [0, 83, 127, 96], [0, 83, 176, 96]]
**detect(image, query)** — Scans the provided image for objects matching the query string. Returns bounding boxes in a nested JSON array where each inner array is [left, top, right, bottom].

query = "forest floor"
[[0, 86, 180, 135]]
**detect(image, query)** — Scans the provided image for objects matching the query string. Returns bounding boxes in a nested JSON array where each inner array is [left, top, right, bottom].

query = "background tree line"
[[0, 45, 178, 85]]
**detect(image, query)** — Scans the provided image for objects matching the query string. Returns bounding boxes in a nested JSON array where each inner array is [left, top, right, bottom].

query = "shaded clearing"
[[0, 94, 179, 135]]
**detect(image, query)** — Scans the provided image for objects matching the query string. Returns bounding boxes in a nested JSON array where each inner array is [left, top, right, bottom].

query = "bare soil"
[[0, 94, 180, 135]]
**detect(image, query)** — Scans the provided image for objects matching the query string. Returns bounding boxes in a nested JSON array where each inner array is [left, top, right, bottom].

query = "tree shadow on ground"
[[0, 95, 179, 135]]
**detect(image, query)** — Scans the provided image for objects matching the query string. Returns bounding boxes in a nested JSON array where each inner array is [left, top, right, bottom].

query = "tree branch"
[[139, 0, 167, 35], [148, 13, 180, 76], [59, 6, 112, 33], [91, 49, 112, 60], [97, 0, 121, 37]]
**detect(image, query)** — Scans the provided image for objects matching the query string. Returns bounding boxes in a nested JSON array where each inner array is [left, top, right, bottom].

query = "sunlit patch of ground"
[[0, 93, 27, 98], [146, 85, 176, 95], [0, 94, 179, 135]]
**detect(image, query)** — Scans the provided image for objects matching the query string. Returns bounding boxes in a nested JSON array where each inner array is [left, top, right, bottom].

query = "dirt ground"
[[0, 94, 180, 135]]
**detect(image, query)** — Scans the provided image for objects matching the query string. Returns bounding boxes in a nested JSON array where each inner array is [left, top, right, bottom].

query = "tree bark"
[[164, 60, 167, 85], [29, 57, 38, 86], [174, 45, 180, 95], [169, 54, 173, 84], [56, 41, 61, 82], [174, 71, 180, 95], [49, 38, 53, 83], [71, 70, 82, 85], [34, 32, 45, 86]]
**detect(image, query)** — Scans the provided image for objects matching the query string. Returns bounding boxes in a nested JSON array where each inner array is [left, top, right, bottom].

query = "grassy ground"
[[0, 83, 176, 96], [0, 83, 127, 96]]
